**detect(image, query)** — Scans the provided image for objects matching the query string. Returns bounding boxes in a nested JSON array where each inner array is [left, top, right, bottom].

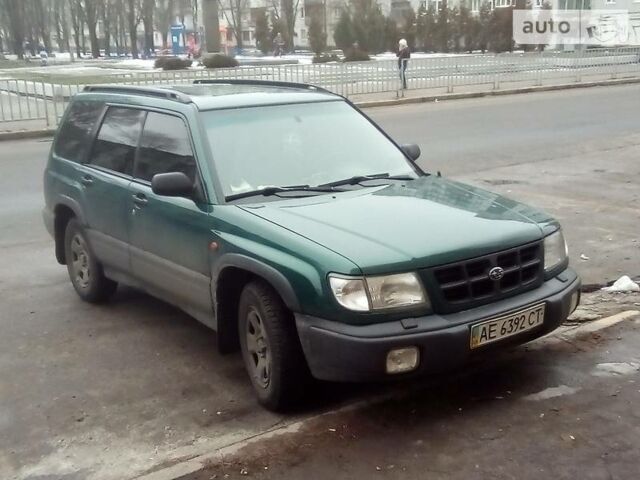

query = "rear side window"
[[89, 107, 146, 175], [135, 112, 197, 182], [54, 101, 104, 162]]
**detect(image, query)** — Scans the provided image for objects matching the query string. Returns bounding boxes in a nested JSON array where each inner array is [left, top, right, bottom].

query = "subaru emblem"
[[489, 267, 504, 281]]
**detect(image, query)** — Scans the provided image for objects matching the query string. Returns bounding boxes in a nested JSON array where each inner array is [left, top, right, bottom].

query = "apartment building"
[[214, 0, 341, 51]]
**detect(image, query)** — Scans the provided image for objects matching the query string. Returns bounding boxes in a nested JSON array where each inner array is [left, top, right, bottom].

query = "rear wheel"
[[238, 280, 310, 411], [64, 219, 117, 303]]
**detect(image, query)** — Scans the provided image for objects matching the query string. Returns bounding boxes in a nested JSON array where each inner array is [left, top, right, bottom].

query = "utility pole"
[[202, 0, 221, 52]]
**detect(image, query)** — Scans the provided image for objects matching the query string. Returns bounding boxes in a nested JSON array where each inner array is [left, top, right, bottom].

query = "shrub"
[[202, 54, 239, 69], [312, 54, 340, 64], [343, 48, 370, 62], [308, 15, 327, 56], [154, 56, 193, 70]]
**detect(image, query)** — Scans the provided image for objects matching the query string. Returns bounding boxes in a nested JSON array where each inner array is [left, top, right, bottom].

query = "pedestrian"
[[39, 48, 49, 67], [397, 38, 410, 90], [273, 33, 285, 57]]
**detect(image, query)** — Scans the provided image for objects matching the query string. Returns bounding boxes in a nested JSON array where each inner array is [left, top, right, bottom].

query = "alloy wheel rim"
[[70, 234, 91, 289], [245, 307, 271, 389]]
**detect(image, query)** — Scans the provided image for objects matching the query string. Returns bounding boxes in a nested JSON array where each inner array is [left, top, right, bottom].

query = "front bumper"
[[296, 268, 580, 382]]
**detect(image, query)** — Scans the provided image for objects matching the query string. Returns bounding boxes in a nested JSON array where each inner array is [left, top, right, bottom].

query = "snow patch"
[[523, 385, 580, 401], [602, 275, 640, 293], [592, 362, 640, 377]]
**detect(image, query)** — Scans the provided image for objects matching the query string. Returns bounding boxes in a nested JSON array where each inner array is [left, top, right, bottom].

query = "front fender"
[[212, 253, 301, 312]]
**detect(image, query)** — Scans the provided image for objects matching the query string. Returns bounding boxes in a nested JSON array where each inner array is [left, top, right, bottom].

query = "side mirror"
[[401, 144, 421, 162], [151, 172, 194, 198]]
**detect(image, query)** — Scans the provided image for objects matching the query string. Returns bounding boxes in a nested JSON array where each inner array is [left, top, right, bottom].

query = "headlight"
[[328, 276, 370, 312], [544, 229, 568, 272], [329, 272, 430, 312]]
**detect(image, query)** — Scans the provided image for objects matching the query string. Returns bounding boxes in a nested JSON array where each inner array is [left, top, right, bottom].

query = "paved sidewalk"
[[182, 307, 640, 480]]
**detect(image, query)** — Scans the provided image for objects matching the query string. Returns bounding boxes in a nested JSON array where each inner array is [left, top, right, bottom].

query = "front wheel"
[[64, 219, 117, 303], [238, 280, 310, 411]]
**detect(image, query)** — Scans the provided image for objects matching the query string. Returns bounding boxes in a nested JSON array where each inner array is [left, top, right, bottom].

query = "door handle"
[[81, 175, 94, 186], [132, 193, 148, 206]]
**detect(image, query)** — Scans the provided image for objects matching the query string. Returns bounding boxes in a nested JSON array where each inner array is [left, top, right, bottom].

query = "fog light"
[[386, 347, 420, 374], [570, 291, 580, 314]]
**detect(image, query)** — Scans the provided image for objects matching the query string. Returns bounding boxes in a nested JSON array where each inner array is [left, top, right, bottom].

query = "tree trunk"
[[142, 0, 155, 57], [6, 0, 26, 58], [35, 0, 52, 52], [120, 4, 128, 55], [84, 0, 100, 57], [102, 2, 112, 57], [230, 0, 243, 49], [127, 0, 139, 58], [282, 0, 298, 51], [54, 1, 63, 50], [202, 0, 220, 53]]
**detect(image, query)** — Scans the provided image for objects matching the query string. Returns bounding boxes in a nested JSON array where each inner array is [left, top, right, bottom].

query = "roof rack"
[[192, 79, 333, 95], [82, 85, 192, 103]]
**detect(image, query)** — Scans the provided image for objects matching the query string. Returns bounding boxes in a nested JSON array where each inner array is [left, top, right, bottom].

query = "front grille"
[[423, 241, 544, 313]]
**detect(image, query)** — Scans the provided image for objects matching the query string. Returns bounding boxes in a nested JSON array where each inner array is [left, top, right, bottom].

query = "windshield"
[[200, 101, 417, 197]]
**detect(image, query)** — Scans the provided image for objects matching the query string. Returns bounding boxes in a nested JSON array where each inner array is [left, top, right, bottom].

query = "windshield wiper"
[[319, 173, 416, 188], [226, 185, 340, 202]]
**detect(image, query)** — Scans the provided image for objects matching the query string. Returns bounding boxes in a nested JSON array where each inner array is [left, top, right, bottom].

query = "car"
[[43, 80, 581, 411]]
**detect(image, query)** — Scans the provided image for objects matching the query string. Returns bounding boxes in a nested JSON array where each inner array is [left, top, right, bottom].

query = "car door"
[[80, 106, 146, 274], [128, 110, 214, 322]]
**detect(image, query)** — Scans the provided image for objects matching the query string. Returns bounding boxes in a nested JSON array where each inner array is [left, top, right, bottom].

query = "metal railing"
[[1, 47, 639, 128]]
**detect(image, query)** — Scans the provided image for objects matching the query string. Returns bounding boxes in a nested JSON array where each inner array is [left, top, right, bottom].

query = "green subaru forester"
[[43, 80, 581, 410]]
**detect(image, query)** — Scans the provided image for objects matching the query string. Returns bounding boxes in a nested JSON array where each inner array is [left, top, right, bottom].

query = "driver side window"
[[135, 112, 197, 183]]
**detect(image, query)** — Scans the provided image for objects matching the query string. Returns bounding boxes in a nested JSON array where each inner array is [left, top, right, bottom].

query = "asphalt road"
[[370, 83, 640, 285], [0, 84, 639, 480]]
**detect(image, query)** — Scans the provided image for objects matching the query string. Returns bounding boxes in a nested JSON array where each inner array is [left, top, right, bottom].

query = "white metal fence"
[[1, 47, 639, 128]]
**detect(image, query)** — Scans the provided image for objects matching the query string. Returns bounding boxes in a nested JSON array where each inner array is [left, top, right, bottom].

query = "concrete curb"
[[1, 77, 640, 141], [355, 77, 640, 109], [134, 309, 640, 480], [0, 128, 55, 142]]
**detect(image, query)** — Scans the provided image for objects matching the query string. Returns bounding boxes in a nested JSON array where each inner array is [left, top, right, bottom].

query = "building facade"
[[210, 0, 352, 51]]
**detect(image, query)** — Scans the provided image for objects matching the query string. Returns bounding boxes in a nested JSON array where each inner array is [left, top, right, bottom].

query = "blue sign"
[[170, 24, 185, 54]]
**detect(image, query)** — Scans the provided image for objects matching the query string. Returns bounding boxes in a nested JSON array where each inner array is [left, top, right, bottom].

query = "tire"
[[238, 280, 310, 411], [64, 218, 117, 303]]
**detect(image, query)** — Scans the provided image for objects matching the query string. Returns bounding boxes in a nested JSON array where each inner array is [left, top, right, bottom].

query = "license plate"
[[470, 304, 545, 349]]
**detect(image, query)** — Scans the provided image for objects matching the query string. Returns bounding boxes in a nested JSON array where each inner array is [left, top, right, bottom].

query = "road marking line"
[[135, 309, 640, 480]]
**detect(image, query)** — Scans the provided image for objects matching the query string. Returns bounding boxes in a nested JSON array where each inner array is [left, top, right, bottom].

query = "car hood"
[[239, 176, 557, 275]]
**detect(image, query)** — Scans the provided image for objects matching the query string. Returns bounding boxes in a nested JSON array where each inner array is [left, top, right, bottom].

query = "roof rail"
[[82, 85, 192, 103], [192, 79, 333, 95]]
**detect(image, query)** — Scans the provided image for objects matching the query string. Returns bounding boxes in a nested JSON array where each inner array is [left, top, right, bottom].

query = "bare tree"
[[156, 0, 175, 49], [101, 1, 110, 56], [83, 0, 100, 57], [68, 0, 85, 57], [55, 0, 74, 59], [219, 0, 245, 49], [115, 0, 129, 55], [127, 0, 141, 58], [270, 0, 301, 51], [3, 0, 26, 58], [281, 0, 301, 51], [33, 0, 52, 52], [141, 0, 155, 56]]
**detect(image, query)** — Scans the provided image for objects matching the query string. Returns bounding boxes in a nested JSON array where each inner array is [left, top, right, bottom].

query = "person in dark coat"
[[397, 38, 410, 90]]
